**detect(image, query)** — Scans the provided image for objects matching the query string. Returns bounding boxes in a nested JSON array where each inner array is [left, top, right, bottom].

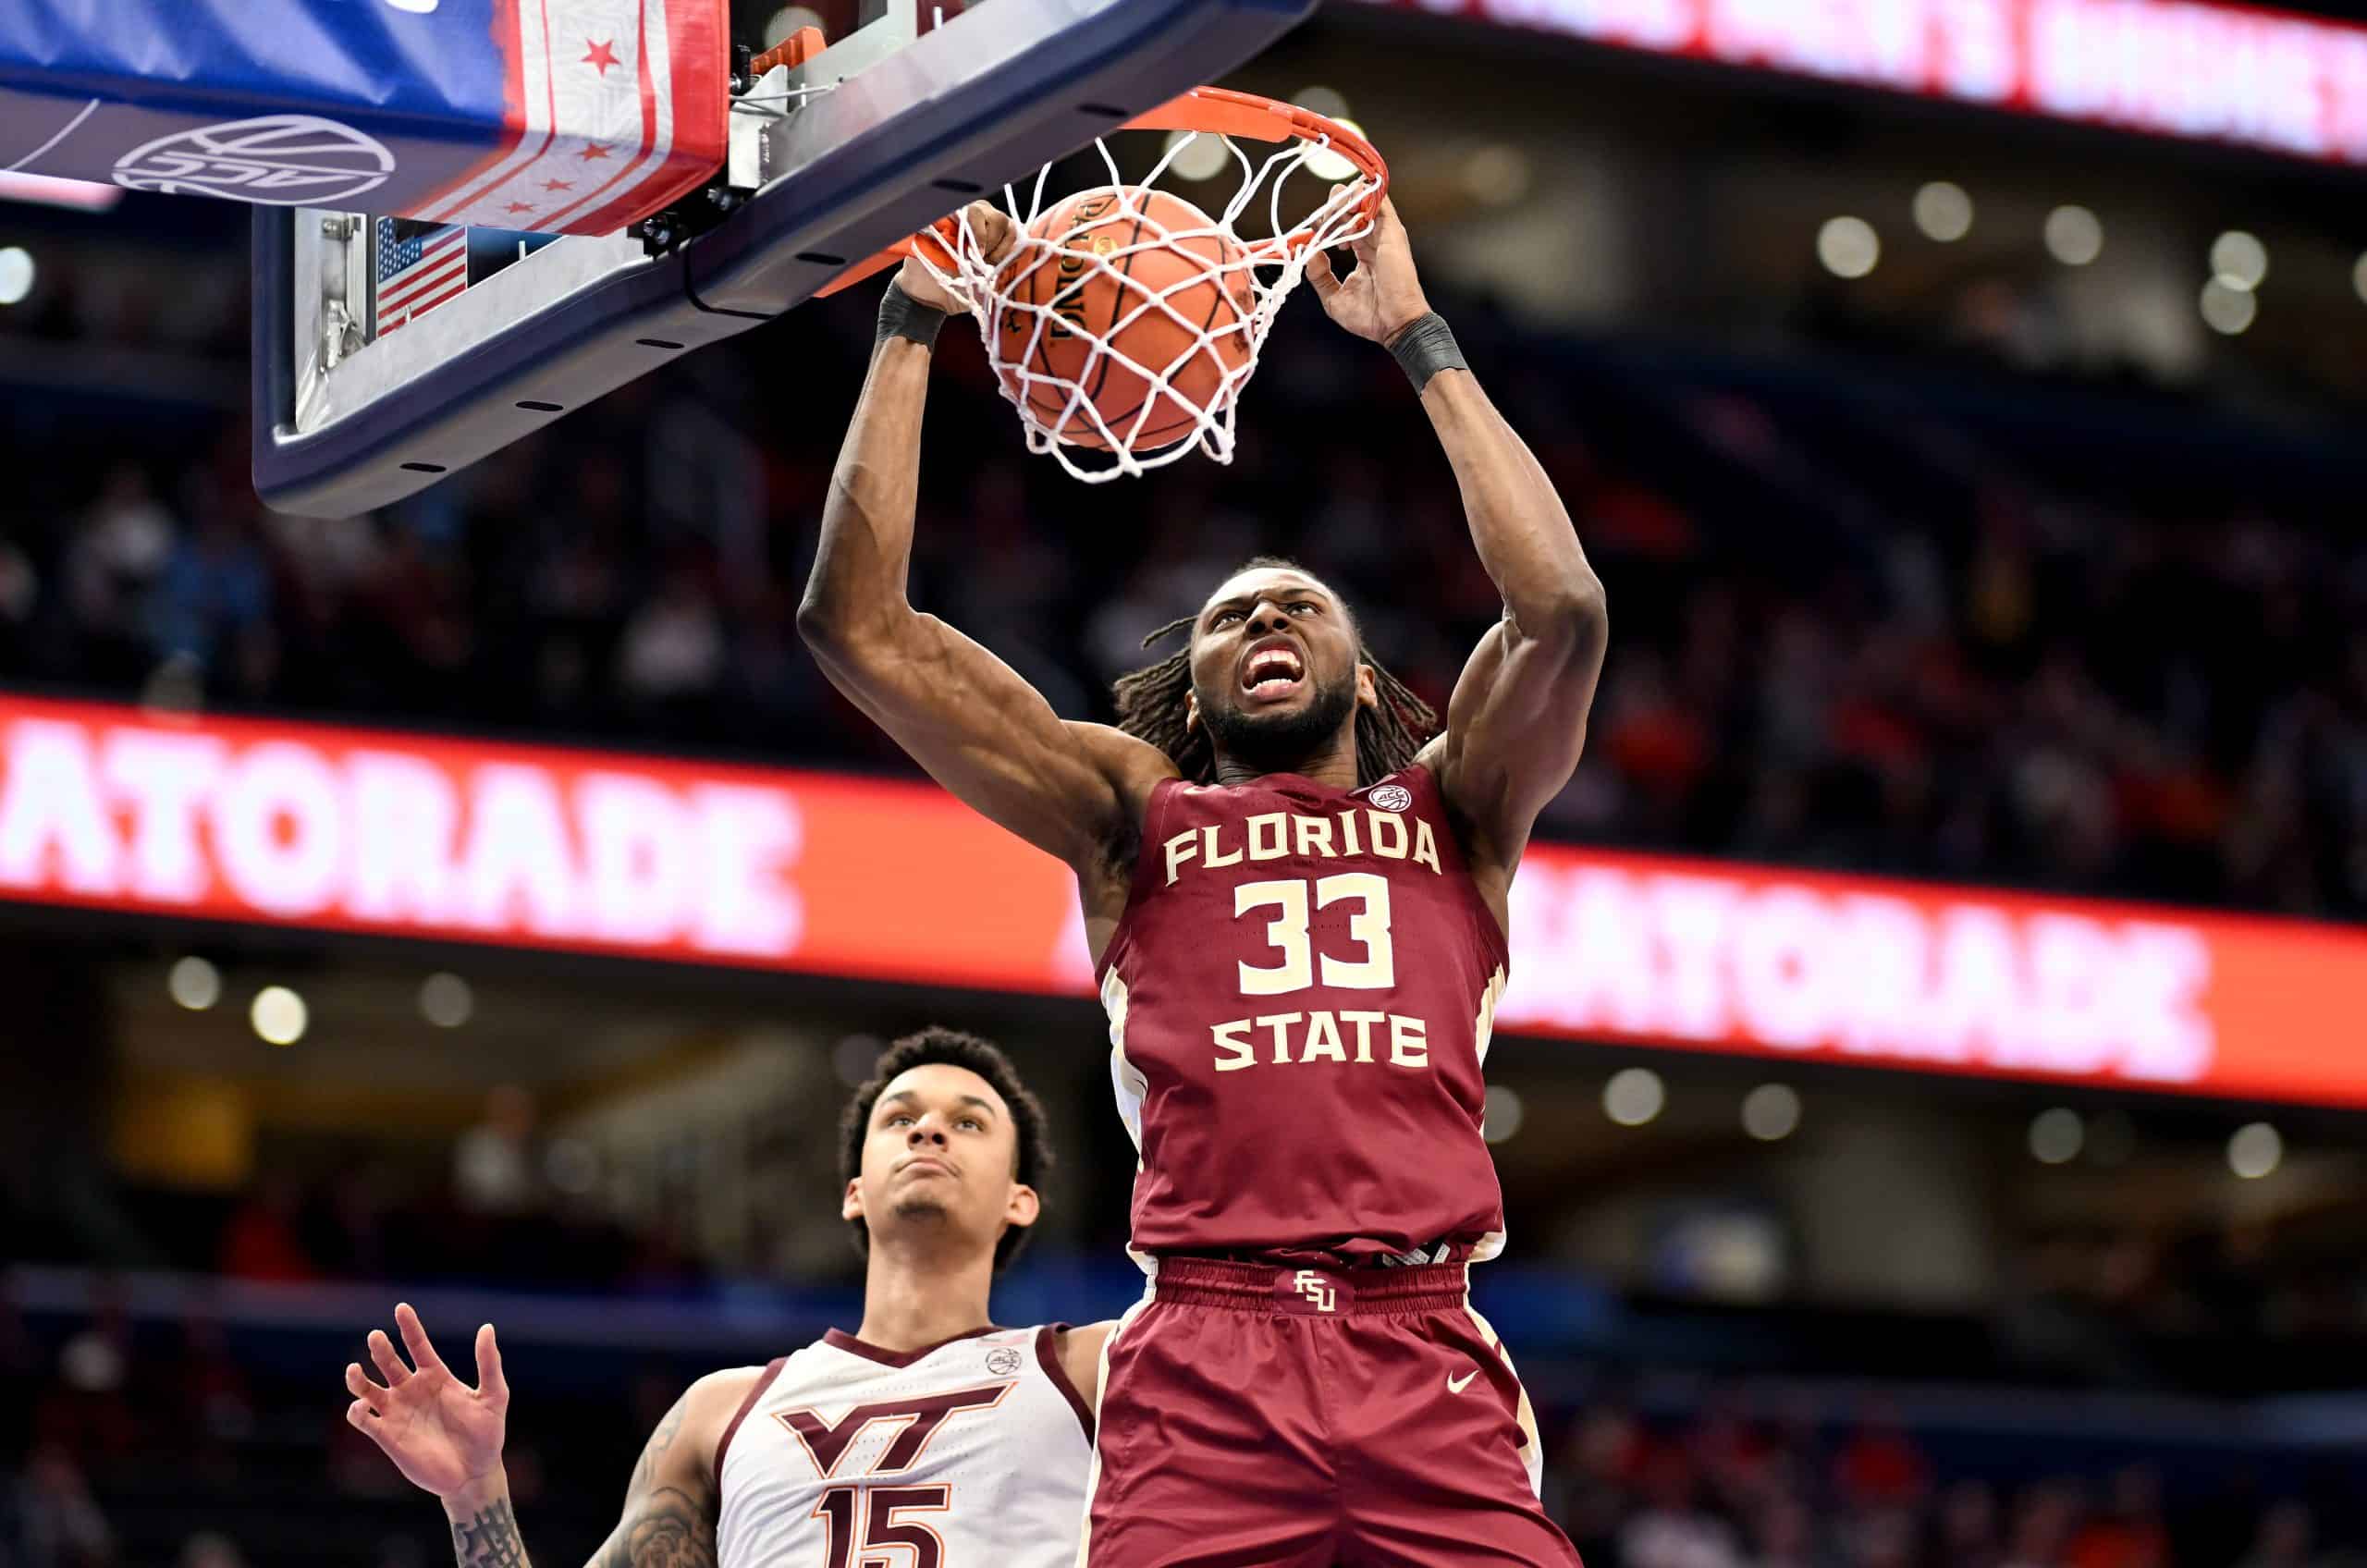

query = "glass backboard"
[[252, 0, 1314, 518]]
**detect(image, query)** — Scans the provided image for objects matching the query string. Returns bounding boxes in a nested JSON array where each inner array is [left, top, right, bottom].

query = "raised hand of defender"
[[1305, 192, 1432, 347], [896, 201, 1016, 313], [344, 1303, 509, 1499]]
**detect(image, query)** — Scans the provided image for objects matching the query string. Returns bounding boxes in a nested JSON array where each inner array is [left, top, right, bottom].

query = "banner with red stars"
[[0, 0, 728, 237]]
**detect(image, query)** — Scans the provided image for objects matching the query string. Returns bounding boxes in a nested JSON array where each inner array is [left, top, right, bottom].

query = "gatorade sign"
[[1, 692, 2361, 1107]]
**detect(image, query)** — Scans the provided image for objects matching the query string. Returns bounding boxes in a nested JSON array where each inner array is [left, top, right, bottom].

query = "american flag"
[[375, 218, 468, 334]]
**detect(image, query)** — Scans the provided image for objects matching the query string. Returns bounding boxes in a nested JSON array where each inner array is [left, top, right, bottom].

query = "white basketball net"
[[914, 127, 1380, 484]]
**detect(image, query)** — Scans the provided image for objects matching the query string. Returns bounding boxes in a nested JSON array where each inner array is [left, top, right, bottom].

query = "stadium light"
[[1741, 1084, 1800, 1141], [1302, 118, 1366, 183], [1817, 216, 1880, 278], [2227, 1122, 2282, 1179], [167, 956, 221, 1011], [2043, 205, 2103, 265], [419, 972, 473, 1028], [2028, 1108, 2082, 1163], [1912, 181, 1973, 241], [251, 986, 308, 1047], [1162, 129, 1232, 183], [1482, 1084, 1525, 1145], [2200, 279, 2256, 335], [0, 248, 33, 307], [1604, 1067, 1664, 1126], [2210, 230, 2268, 290]]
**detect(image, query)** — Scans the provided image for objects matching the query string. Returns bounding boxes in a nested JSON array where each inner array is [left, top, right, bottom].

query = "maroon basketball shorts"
[[1082, 1256, 1584, 1568]]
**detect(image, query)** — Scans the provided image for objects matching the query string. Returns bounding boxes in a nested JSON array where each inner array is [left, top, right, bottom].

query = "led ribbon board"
[[2, 693, 2362, 1109], [1356, 0, 2367, 167]]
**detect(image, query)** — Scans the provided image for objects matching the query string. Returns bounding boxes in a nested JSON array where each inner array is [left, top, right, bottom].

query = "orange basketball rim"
[[821, 87, 1391, 482]]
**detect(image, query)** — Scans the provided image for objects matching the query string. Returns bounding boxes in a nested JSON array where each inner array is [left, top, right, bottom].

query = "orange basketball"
[[991, 187, 1254, 451]]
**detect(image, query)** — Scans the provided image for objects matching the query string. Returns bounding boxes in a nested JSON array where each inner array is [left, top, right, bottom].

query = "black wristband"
[[877, 279, 949, 349], [1387, 312, 1466, 393]]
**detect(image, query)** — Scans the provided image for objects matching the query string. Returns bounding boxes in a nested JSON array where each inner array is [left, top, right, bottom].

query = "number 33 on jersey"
[[1098, 766, 1512, 1263]]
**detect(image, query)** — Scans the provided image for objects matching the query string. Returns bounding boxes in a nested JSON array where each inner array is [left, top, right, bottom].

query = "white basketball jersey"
[[716, 1325, 1095, 1568]]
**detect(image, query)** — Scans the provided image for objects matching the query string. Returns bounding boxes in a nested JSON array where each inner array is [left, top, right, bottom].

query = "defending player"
[[339, 1028, 1108, 1568], [800, 198, 1606, 1564]]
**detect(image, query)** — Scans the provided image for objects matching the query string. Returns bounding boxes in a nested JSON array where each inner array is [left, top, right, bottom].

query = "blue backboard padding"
[[1, 0, 509, 211], [252, 0, 1316, 517]]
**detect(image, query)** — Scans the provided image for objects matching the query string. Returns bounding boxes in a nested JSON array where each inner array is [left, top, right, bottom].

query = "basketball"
[[991, 187, 1255, 451]]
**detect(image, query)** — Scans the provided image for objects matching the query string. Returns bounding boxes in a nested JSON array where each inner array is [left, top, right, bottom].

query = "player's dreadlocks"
[[1110, 557, 1439, 787]]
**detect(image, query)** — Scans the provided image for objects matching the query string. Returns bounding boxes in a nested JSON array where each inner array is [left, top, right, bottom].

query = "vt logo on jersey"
[[777, 1384, 1012, 1476]]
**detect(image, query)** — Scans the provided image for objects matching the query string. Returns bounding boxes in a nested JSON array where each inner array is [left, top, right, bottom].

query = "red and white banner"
[[3, 693, 2363, 1107], [1359, 0, 2367, 167], [415, 0, 729, 234], [0, 0, 724, 238]]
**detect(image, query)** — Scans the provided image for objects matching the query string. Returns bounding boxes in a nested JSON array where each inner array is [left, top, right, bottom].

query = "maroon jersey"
[[1096, 764, 1510, 1263]]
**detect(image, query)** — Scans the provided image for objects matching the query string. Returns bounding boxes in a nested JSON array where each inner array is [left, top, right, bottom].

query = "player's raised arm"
[[1307, 197, 1609, 876], [342, 1303, 749, 1568], [797, 205, 1174, 876]]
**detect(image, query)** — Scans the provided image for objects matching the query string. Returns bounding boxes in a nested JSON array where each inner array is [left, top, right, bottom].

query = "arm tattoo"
[[629, 1392, 693, 1492], [451, 1500, 530, 1568], [601, 1487, 717, 1568]]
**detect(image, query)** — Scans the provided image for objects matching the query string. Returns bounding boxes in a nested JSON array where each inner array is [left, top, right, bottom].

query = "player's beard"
[[1197, 670, 1358, 777]]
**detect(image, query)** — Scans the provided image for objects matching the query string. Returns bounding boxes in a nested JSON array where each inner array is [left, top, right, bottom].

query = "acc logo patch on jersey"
[[1367, 783, 1413, 813], [985, 1346, 1023, 1376]]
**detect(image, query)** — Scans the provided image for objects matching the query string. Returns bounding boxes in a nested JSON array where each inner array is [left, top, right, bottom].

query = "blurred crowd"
[[5, 273, 2363, 919], [0, 1294, 644, 1568], [8, 1098, 2361, 1402], [4, 1292, 2358, 1568], [6, 1089, 708, 1299], [1550, 1399, 2358, 1568]]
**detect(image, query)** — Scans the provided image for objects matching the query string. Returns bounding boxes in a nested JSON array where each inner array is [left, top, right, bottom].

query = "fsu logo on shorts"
[[113, 115, 396, 205], [1367, 783, 1413, 813], [984, 1346, 1023, 1376]]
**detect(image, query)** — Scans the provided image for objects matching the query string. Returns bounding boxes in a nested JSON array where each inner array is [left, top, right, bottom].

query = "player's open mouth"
[[1239, 640, 1306, 701]]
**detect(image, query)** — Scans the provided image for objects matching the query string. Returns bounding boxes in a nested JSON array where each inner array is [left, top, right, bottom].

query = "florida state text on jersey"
[[1097, 765, 1509, 1263], [716, 1325, 1095, 1568]]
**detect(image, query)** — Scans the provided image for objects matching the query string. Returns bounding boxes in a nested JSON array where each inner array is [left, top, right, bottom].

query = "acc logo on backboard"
[[113, 115, 396, 205]]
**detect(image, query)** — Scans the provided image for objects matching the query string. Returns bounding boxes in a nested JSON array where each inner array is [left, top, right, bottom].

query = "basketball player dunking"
[[340, 1029, 1110, 1568], [801, 200, 1607, 1565]]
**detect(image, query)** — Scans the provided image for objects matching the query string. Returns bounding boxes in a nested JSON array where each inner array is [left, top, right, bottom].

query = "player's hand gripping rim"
[[1305, 190, 1432, 347], [897, 201, 1018, 314]]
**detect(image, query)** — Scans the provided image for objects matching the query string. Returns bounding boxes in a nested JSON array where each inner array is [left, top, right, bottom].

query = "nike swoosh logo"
[[1447, 1369, 1478, 1394]]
